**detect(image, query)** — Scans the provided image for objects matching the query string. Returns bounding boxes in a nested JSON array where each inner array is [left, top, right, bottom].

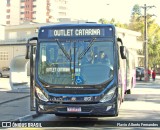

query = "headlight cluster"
[[100, 87, 116, 103], [35, 87, 49, 102]]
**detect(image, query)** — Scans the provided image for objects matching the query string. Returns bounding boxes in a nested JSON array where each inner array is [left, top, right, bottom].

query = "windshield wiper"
[[78, 38, 96, 60], [55, 39, 72, 61]]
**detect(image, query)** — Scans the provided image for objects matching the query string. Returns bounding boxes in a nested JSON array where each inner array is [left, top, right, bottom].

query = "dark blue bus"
[[26, 23, 127, 117]]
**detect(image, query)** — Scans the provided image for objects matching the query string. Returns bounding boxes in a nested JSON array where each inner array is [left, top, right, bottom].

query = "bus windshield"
[[38, 39, 114, 85]]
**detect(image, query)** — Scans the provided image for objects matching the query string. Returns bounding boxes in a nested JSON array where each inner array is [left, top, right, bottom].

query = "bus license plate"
[[67, 107, 81, 112]]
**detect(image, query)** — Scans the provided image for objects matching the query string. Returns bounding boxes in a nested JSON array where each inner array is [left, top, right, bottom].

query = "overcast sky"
[[68, 0, 160, 24]]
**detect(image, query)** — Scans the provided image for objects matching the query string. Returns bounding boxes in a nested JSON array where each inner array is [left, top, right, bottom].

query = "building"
[[0, 1, 6, 25], [1, 0, 69, 26], [0, 25, 5, 41]]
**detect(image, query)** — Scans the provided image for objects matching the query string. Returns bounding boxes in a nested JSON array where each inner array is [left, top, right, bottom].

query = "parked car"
[[0, 67, 10, 78], [136, 67, 144, 81]]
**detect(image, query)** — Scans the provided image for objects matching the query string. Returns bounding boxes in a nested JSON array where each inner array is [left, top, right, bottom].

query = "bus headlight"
[[100, 87, 116, 103], [35, 87, 49, 102]]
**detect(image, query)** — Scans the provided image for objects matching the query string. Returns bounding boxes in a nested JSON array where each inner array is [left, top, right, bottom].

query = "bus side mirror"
[[120, 46, 126, 59], [25, 37, 38, 59]]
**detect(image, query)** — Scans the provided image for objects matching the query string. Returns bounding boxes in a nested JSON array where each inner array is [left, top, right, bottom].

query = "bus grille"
[[46, 88, 102, 94]]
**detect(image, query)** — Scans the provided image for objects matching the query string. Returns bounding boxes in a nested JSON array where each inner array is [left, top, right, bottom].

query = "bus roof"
[[39, 23, 115, 29]]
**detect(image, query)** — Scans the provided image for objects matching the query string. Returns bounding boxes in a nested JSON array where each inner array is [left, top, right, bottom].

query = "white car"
[[0, 67, 10, 78]]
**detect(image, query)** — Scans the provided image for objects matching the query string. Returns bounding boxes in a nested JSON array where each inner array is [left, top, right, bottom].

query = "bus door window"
[[40, 46, 46, 75], [46, 45, 58, 64]]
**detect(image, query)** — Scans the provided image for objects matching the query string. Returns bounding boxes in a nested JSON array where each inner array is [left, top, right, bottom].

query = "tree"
[[128, 4, 144, 40], [98, 18, 109, 24], [98, 4, 160, 70], [131, 4, 141, 16], [128, 4, 160, 69]]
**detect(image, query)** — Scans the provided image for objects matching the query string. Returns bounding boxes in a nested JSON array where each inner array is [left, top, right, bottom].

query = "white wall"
[[35, 0, 47, 23], [0, 25, 5, 41], [10, 0, 20, 25], [50, 0, 69, 22]]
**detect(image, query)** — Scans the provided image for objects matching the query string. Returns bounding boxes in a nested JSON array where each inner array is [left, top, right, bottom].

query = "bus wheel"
[[127, 79, 133, 94], [140, 77, 142, 81], [126, 89, 131, 94], [115, 99, 119, 116], [35, 99, 40, 115]]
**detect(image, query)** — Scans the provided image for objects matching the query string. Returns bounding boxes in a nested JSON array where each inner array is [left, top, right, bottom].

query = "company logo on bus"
[[71, 97, 76, 101]]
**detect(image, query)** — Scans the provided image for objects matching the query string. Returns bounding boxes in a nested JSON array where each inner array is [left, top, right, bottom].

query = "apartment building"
[[3, 0, 68, 26], [0, 1, 6, 25]]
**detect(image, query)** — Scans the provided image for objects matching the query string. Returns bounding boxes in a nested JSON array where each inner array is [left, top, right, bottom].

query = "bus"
[[126, 49, 136, 94], [26, 23, 127, 117]]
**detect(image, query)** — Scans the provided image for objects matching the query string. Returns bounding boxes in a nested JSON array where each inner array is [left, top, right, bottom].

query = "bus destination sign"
[[48, 27, 113, 38]]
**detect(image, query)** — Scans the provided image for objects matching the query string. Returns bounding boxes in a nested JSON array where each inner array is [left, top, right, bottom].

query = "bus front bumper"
[[36, 100, 118, 116]]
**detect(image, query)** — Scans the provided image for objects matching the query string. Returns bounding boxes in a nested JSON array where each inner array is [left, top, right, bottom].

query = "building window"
[[59, 6, 66, 10], [21, 0, 25, 2], [8, 32, 17, 39], [0, 51, 8, 61], [21, 6, 25, 8], [6, 0, 10, 5], [59, 12, 66, 16], [6, 21, 10, 24], [6, 15, 10, 19], [6, 9, 10, 13]]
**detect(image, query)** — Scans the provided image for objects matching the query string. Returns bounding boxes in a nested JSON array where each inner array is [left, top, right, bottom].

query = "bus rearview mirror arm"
[[117, 37, 123, 46], [25, 37, 38, 59]]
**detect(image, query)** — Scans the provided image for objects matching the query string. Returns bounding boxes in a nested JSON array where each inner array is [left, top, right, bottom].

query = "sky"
[[68, 0, 160, 24]]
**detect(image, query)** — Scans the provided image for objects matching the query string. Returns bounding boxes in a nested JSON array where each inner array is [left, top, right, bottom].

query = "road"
[[0, 77, 160, 129]]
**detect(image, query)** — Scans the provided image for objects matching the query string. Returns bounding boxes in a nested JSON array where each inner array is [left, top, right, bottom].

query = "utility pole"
[[141, 4, 155, 82]]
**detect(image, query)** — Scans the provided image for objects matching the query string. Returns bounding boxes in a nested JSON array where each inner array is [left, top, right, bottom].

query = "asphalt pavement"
[[0, 75, 159, 121], [0, 78, 37, 121]]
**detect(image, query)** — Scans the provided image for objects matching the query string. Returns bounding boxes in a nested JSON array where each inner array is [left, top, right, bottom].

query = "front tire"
[[115, 93, 120, 116], [126, 89, 131, 94], [35, 99, 40, 115], [114, 100, 119, 116]]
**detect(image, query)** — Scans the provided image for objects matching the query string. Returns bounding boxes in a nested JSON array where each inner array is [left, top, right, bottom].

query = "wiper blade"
[[55, 39, 72, 61], [78, 38, 96, 60]]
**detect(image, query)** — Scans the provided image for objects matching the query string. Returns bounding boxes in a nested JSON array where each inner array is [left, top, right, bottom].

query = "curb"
[[14, 113, 42, 122], [0, 95, 30, 105]]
